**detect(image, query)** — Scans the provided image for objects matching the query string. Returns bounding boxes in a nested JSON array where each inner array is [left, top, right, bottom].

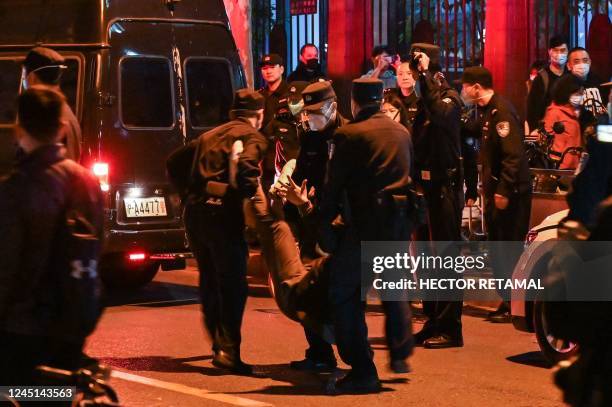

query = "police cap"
[[232, 88, 265, 112], [260, 53, 283, 68], [409, 43, 441, 68], [462, 66, 493, 89], [302, 81, 336, 111], [23, 47, 66, 74], [351, 78, 384, 105]]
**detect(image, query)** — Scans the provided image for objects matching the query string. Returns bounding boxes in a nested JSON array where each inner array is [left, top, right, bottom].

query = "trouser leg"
[[328, 233, 377, 379], [381, 300, 414, 361], [303, 326, 335, 363]]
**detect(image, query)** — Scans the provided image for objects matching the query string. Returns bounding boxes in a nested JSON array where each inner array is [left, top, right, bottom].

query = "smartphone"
[[596, 124, 612, 143]]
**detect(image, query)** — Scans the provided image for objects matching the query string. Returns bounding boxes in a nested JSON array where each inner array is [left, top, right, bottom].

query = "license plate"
[[124, 197, 167, 218]]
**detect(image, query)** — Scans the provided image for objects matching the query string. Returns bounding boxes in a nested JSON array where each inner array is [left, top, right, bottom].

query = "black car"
[[0, 0, 246, 287]]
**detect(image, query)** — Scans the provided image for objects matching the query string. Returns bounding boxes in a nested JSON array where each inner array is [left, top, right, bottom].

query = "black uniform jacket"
[[412, 71, 462, 184], [0, 144, 103, 337], [293, 114, 347, 194], [480, 94, 531, 198], [197, 118, 268, 200], [287, 62, 326, 83], [318, 110, 413, 248]]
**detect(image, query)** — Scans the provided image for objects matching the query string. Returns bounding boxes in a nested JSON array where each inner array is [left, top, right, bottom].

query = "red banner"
[[290, 0, 317, 15]]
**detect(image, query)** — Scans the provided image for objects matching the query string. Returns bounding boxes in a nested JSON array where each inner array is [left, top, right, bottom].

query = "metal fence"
[[251, 0, 328, 89]]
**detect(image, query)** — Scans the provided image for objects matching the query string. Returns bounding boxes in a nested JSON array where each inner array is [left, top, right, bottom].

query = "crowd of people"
[[0, 33, 610, 402]]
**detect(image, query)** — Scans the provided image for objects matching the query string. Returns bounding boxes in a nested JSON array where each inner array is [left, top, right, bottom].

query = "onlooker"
[[526, 60, 546, 95], [0, 87, 104, 385], [362, 45, 400, 89], [543, 74, 584, 169], [567, 47, 609, 117], [22, 47, 82, 162], [527, 35, 569, 133], [382, 92, 412, 130], [287, 43, 326, 83]]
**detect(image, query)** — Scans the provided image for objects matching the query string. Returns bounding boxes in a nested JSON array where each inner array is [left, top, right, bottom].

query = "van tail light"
[[92, 162, 110, 192], [128, 252, 147, 262]]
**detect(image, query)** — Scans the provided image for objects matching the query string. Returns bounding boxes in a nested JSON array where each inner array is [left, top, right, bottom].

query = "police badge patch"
[[496, 121, 510, 138]]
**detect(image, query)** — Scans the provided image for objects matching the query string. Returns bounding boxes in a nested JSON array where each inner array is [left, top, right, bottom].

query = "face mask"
[[571, 63, 590, 79], [552, 53, 568, 66], [529, 74, 537, 81], [288, 99, 304, 116], [460, 87, 475, 107], [307, 111, 330, 131], [569, 94, 584, 108], [305, 58, 319, 70]]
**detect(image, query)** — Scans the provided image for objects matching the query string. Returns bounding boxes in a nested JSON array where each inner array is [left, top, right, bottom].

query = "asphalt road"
[[86, 265, 565, 407]]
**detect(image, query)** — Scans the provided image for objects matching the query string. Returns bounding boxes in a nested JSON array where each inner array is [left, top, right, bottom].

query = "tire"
[[533, 298, 579, 365], [100, 253, 160, 289]]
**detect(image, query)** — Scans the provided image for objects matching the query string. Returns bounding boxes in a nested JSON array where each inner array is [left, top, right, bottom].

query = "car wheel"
[[533, 298, 579, 365], [100, 253, 160, 289]]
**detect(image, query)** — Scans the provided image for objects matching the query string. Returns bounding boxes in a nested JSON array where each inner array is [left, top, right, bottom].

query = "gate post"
[[327, 0, 373, 117], [484, 0, 533, 120]]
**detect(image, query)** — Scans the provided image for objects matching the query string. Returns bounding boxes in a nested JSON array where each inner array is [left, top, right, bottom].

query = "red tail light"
[[92, 162, 110, 192], [128, 252, 147, 262]]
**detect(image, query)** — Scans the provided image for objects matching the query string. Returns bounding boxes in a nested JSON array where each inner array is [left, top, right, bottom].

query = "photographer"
[[361, 45, 400, 89]]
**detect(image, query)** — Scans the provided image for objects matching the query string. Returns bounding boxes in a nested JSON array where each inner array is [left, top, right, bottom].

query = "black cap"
[[232, 88, 265, 112], [302, 81, 337, 111], [409, 43, 441, 67], [260, 53, 283, 67], [462, 66, 493, 88], [351, 78, 384, 105], [23, 47, 66, 74]]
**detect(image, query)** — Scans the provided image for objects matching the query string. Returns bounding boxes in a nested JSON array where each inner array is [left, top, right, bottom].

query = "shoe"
[[423, 334, 464, 349], [212, 351, 253, 375], [488, 311, 511, 323], [390, 359, 411, 374], [326, 372, 382, 395], [414, 328, 436, 345], [289, 358, 337, 373]]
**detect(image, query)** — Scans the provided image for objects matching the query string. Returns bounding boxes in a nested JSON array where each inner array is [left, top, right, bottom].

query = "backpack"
[[52, 169, 103, 343]]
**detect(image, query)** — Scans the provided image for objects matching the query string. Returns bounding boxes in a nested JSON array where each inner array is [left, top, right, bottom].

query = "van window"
[[120, 57, 174, 129], [0, 57, 81, 126], [185, 58, 233, 129], [0, 59, 21, 125]]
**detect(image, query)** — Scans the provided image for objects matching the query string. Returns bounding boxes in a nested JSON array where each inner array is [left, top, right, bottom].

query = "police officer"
[[281, 81, 347, 372], [461, 67, 531, 321], [318, 78, 414, 393], [408, 43, 465, 349], [22, 47, 82, 162], [259, 53, 290, 193], [183, 89, 268, 375]]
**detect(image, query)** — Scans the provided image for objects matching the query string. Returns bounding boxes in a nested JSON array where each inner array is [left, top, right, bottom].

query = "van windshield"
[[120, 56, 175, 129], [185, 58, 233, 129], [0, 57, 80, 125]]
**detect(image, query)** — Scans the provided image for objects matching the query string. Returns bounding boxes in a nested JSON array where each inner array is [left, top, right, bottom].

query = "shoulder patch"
[[496, 121, 510, 138], [279, 127, 288, 133], [442, 97, 452, 104]]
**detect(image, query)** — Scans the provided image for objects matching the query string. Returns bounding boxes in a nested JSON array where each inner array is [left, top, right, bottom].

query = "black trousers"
[[184, 202, 249, 360], [420, 182, 464, 339], [485, 191, 532, 299]]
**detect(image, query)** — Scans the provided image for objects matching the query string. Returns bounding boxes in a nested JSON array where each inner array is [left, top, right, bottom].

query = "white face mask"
[[571, 63, 590, 79], [529, 74, 537, 81], [569, 94, 584, 108], [551, 53, 568, 66]]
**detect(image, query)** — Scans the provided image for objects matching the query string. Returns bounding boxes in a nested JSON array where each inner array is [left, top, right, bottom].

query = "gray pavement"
[[85, 267, 564, 407]]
